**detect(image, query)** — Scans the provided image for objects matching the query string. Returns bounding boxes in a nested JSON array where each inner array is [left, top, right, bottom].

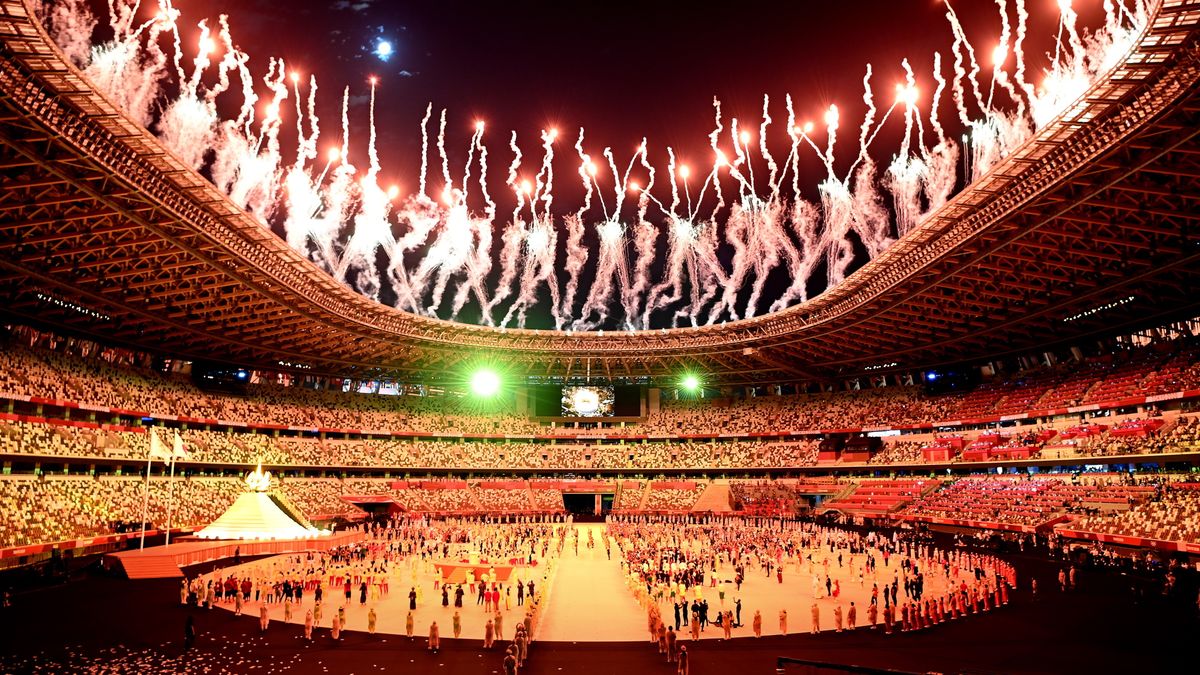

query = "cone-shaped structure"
[[195, 491, 330, 540]]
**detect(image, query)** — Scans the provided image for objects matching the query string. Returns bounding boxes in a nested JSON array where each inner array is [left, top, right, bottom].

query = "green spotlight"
[[470, 368, 502, 397], [681, 373, 701, 392]]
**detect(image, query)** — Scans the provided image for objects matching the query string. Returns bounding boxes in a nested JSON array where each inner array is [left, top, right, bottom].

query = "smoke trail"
[[483, 132, 526, 321], [625, 142, 658, 329], [770, 199, 821, 311], [560, 129, 594, 324], [437, 109, 451, 195], [33, 0, 99, 66], [759, 96, 779, 197]]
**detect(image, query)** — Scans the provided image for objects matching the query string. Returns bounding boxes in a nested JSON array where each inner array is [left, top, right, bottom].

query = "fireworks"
[[34, 0, 1151, 331]]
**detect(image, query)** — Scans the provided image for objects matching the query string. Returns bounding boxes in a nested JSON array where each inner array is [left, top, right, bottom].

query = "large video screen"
[[561, 385, 615, 417]]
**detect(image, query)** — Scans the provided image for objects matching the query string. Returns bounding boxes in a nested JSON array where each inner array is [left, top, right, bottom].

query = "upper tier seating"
[[3, 338, 1200, 441]]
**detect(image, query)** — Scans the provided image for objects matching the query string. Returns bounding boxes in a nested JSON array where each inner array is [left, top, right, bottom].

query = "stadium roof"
[[1, 0, 1199, 385]]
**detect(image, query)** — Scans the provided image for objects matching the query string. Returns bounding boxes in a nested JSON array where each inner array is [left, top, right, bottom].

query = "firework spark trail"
[[742, 199, 789, 320], [228, 41, 256, 133], [423, 115, 506, 318], [81, 8, 169, 129], [685, 219, 727, 326], [929, 53, 949, 146], [884, 60, 924, 239], [572, 146, 639, 330], [163, 0, 184, 84], [763, 97, 820, 314], [710, 204, 748, 324], [989, 0, 1031, 139], [1060, 0, 1087, 75], [501, 211, 561, 329], [641, 147, 689, 328], [560, 213, 588, 327], [854, 155, 893, 256], [946, 1, 989, 118], [726, 118, 754, 197], [436, 109, 452, 197], [335, 79, 396, 302], [625, 142, 658, 329], [666, 148, 682, 214], [850, 65, 878, 179], [806, 103, 850, 288], [744, 98, 803, 320], [449, 123, 496, 323], [500, 130, 562, 328], [711, 115, 769, 323], [447, 126, 483, 321], [673, 157, 724, 322], [559, 130, 593, 323], [759, 96, 779, 198], [477, 123, 497, 216], [1013, 0, 1036, 104], [417, 104, 432, 198], [305, 89, 359, 278], [247, 59, 288, 216], [210, 17, 239, 103], [424, 198, 472, 315], [156, 24, 218, 170], [944, 4, 1001, 182], [854, 67, 900, 257], [705, 99, 726, 212], [921, 53, 959, 217], [462, 122, 482, 204], [990, 0, 1011, 110], [534, 128, 557, 216], [784, 95, 803, 197], [281, 72, 323, 261], [946, 23, 974, 137], [769, 198, 821, 312]]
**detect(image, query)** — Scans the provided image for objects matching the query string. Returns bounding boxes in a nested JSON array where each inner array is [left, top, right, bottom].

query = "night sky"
[[144, 0, 1107, 329]]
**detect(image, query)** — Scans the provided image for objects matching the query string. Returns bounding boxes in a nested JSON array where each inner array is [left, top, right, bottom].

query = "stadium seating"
[[1068, 483, 1200, 543], [900, 475, 1157, 527], [819, 478, 938, 515]]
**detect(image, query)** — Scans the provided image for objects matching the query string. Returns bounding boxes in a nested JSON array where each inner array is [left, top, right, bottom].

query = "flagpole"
[[139, 436, 152, 550], [165, 454, 175, 547]]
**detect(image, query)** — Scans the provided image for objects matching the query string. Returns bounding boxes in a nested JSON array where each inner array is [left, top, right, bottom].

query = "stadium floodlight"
[[681, 373, 701, 392], [470, 369, 502, 397]]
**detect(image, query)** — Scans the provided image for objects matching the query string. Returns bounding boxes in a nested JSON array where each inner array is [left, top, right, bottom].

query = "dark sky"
[[173, 0, 1080, 180], [149, 0, 1106, 328]]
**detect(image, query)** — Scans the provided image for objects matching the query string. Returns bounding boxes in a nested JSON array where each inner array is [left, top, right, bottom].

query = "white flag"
[[172, 431, 190, 461], [148, 428, 172, 461]]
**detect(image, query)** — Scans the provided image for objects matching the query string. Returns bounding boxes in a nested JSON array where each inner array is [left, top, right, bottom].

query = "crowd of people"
[[6, 412, 1198, 473], [0, 419, 831, 469], [902, 475, 1160, 527], [3, 336, 1200, 444], [608, 514, 1018, 660], [181, 515, 563, 670], [6, 468, 1200, 553], [0, 476, 242, 548]]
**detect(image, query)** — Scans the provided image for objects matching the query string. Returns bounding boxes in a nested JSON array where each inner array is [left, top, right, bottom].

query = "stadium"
[[0, 0, 1199, 673]]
